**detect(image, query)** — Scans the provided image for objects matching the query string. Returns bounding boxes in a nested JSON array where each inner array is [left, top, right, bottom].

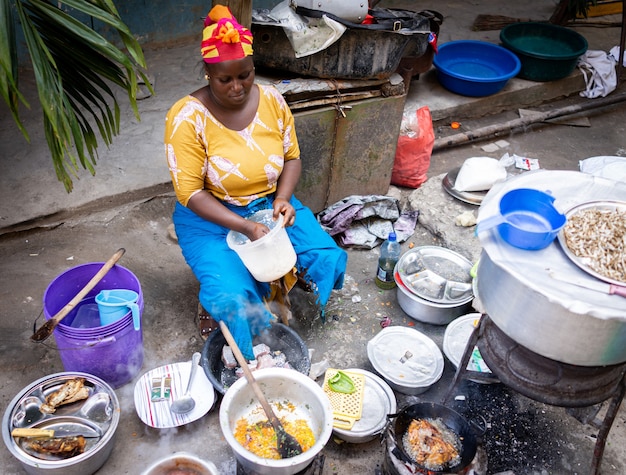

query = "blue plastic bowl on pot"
[[476, 188, 566, 250], [433, 40, 521, 97]]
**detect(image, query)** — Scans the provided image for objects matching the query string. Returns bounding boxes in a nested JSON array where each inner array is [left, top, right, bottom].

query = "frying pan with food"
[[389, 402, 484, 474]]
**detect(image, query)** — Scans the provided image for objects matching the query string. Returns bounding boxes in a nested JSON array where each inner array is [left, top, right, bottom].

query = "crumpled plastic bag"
[[579, 155, 626, 182], [454, 156, 507, 192], [318, 195, 419, 249], [263, 0, 347, 58], [577, 50, 617, 99], [610, 46, 626, 67]]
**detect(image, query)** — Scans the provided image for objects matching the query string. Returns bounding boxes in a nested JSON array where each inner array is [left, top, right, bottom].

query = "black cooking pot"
[[200, 322, 311, 394], [389, 402, 483, 474]]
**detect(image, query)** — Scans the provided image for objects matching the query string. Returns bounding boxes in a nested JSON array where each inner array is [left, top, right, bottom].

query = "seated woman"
[[164, 6, 347, 360]]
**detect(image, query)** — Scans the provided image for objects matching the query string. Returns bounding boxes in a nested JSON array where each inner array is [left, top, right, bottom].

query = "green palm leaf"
[[0, 0, 151, 192]]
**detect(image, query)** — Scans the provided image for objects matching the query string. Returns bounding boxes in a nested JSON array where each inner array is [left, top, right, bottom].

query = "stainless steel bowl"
[[2, 372, 119, 475], [394, 246, 474, 325], [141, 452, 219, 475]]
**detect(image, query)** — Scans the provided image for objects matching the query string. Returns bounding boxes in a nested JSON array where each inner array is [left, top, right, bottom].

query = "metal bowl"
[[394, 246, 474, 325], [219, 368, 333, 475], [2, 372, 119, 475], [141, 452, 219, 475]]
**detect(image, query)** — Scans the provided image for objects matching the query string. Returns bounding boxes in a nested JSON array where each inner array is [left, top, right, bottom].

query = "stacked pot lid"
[[395, 246, 474, 305]]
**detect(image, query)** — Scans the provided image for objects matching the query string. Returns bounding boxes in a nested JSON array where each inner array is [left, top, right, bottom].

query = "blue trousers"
[[173, 195, 347, 359]]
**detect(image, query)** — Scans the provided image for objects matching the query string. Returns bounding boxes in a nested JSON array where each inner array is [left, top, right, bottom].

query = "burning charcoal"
[[253, 343, 271, 359], [273, 352, 287, 367], [221, 345, 237, 369]]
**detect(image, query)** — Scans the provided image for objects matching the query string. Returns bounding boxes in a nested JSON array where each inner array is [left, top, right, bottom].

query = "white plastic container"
[[226, 210, 297, 282]]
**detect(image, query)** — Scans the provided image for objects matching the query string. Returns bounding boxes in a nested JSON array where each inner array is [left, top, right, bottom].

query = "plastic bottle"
[[375, 232, 401, 290]]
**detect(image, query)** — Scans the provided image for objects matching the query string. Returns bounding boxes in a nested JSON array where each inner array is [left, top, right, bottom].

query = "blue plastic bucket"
[[43, 263, 144, 388]]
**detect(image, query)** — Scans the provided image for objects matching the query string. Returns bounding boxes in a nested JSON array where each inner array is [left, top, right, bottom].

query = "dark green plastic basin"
[[500, 22, 588, 82]]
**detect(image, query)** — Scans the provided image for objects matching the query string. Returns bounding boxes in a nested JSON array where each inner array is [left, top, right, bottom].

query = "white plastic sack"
[[577, 50, 617, 99], [270, 1, 346, 58], [579, 156, 626, 183], [454, 157, 507, 192], [610, 46, 626, 67]]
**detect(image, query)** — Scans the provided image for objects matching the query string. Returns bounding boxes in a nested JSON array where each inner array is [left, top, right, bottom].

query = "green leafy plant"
[[0, 0, 152, 192]]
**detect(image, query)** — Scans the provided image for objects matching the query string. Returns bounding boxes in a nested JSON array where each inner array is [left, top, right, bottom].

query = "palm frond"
[[1, 0, 151, 192]]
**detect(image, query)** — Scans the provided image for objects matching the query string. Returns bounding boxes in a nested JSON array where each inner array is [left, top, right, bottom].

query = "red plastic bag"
[[391, 106, 434, 188]]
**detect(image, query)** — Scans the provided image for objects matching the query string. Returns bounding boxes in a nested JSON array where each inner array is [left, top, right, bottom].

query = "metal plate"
[[557, 200, 626, 286], [3, 372, 118, 463], [396, 246, 473, 304], [441, 167, 487, 205]]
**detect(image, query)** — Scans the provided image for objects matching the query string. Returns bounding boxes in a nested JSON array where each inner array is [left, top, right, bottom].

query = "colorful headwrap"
[[201, 5, 253, 64]]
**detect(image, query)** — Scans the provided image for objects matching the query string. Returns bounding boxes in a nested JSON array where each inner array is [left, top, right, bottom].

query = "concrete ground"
[[1, 1, 626, 474]]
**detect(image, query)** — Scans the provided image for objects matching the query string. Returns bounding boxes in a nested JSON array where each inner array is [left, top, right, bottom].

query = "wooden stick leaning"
[[31, 248, 126, 343], [218, 320, 303, 458]]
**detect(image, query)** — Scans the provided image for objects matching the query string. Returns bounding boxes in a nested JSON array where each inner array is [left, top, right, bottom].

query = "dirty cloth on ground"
[[318, 195, 419, 249], [577, 49, 617, 98]]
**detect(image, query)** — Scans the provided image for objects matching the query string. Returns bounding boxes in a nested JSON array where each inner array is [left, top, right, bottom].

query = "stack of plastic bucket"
[[43, 262, 144, 388]]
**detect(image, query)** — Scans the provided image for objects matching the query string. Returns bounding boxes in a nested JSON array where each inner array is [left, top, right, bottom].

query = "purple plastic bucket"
[[43, 263, 144, 388]]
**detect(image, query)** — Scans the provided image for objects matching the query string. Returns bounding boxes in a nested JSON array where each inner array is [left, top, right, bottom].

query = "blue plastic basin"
[[433, 40, 521, 97], [476, 188, 567, 250]]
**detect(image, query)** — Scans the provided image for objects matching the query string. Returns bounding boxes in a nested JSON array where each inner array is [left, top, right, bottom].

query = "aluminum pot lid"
[[331, 369, 396, 441], [367, 326, 444, 389], [395, 246, 474, 304], [443, 314, 492, 375]]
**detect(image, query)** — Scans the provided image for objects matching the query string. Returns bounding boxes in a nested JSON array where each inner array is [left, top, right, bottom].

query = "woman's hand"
[[245, 221, 271, 241], [273, 198, 296, 227]]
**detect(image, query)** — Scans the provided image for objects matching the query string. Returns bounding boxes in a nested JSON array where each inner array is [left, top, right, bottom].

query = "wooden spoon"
[[219, 321, 303, 459], [31, 248, 126, 342]]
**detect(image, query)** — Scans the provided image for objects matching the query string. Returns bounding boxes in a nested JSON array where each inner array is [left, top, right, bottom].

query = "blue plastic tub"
[[433, 40, 521, 97]]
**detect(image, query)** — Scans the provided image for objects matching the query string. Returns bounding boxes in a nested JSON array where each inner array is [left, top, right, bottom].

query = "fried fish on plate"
[[40, 377, 89, 414], [23, 436, 86, 458]]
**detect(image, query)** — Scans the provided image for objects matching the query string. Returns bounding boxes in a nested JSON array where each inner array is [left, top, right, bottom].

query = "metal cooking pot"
[[389, 403, 482, 474], [476, 170, 626, 366], [219, 368, 333, 475], [394, 246, 474, 325]]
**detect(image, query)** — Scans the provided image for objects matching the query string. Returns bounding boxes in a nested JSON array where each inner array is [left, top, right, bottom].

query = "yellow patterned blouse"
[[165, 84, 300, 207]]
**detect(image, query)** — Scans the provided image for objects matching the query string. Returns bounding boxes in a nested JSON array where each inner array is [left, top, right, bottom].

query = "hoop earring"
[[204, 74, 210, 81]]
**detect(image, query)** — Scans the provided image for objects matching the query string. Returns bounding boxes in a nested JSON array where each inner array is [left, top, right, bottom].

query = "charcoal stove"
[[381, 426, 487, 475], [443, 314, 626, 475]]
